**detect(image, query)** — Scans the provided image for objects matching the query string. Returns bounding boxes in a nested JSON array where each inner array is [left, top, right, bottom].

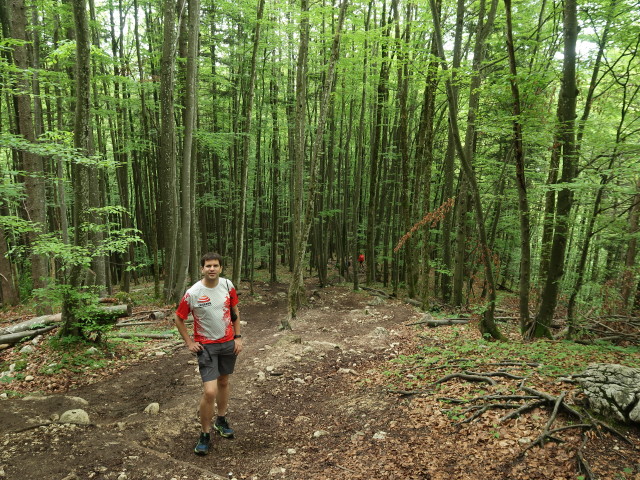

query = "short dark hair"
[[200, 252, 224, 267]]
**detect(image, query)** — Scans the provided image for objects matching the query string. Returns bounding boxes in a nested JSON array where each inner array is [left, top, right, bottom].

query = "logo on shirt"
[[197, 295, 212, 307]]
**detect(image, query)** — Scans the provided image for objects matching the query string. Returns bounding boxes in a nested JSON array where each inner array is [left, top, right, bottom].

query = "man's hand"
[[233, 338, 243, 355], [186, 339, 203, 354]]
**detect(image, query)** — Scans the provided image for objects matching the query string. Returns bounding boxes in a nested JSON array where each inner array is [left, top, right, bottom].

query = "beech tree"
[[531, 0, 579, 339], [8, 0, 47, 292], [0, 0, 638, 343]]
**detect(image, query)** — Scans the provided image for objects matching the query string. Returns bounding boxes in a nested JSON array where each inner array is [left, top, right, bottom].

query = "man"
[[175, 252, 243, 455]]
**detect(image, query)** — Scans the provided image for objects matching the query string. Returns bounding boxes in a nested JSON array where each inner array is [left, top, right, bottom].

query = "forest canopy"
[[1, 0, 639, 340]]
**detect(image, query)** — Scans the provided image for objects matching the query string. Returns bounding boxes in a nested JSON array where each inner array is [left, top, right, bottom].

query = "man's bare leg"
[[215, 374, 230, 416], [213, 374, 234, 437], [199, 380, 217, 432]]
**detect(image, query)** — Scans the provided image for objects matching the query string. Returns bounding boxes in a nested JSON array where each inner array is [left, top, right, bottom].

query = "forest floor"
[[1, 277, 640, 480]]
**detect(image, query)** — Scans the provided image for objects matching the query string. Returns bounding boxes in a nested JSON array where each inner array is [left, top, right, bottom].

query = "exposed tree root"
[[434, 373, 497, 386], [433, 371, 635, 478]]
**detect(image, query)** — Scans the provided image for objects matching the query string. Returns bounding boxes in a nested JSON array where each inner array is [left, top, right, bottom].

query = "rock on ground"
[[575, 363, 640, 423]]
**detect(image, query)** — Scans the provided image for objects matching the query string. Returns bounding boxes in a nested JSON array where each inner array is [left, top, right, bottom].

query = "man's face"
[[201, 259, 222, 280]]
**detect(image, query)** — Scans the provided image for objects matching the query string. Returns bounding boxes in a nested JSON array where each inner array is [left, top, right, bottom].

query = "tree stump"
[[574, 363, 640, 424]]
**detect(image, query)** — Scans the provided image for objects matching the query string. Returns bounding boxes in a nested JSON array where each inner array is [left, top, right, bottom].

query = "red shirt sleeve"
[[229, 287, 239, 308], [175, 293, 191, 320]]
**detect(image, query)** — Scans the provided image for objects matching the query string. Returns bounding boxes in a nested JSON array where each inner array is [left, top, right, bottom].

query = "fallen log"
[[80, 304, 133, 328], [406, 317, 470, 327], [97, 297, 118, 304], [112, 332, 173, 339], [113, 321, 156, 328], [0, 325, 59, 345], [404, 298, 424, 308], [360, 286, 392, 298], [1, 305, 130, 336], [99, 304, 133, 317], [0, 304, 131, 343], [0, 313, 62, 335]]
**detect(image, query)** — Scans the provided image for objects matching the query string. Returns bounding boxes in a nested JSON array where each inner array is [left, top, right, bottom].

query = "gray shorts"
[[197, 341, 237, 382]]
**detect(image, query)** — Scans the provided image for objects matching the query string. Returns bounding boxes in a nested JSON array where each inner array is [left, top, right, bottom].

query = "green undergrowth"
[[40, 336, 127, 374], [0, 334, 147, 392]]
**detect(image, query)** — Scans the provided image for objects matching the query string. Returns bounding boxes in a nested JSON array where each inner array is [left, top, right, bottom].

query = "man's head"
[[200, 252, 224, 268]]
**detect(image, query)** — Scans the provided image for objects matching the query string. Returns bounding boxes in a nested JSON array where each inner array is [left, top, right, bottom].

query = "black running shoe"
[[194, 432, 210, 455], [214, 416, 235, 438]]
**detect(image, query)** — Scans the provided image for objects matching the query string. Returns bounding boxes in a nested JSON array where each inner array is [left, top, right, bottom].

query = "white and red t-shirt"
[[175, 279, 239, 344]]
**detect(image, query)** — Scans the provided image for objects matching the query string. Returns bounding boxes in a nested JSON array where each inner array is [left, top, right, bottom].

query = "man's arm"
[[232, 306, 243, 354], [174, 314, 202, 353]]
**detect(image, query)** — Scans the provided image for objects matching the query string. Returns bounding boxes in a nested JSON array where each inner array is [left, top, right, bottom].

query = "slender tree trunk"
[[622, 180, 640, 309], [61, 0, 92, 337], [447, 0, 466, 307], [393, 1, 415, 298], [159, 0, 185, 302], [504, 0, 532, 333], [87, 0, 107, 291], [429, 0, 504, 340], [531, 0, 579, 339], [8, 0, 47, 292], [366, 2, 390, 285], [415, 35, 439, 308], [565, 0, 620, 334], [0, 213, 19, 304], [269, 70, 281, 284], [108, 1, 133, 292], [288, 0, 348, 324], [351, 1, 372, 291], [232, 0, 266, 287], [286, 0, 311, 328], [537, 133, 560, 293], [441, 134, 455, 303], [174, 0, 200, 300]]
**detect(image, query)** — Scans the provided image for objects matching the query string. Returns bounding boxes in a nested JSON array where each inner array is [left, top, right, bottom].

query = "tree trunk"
[[415, 35, 439, 308], [0, 222, 19, 305], [565, 0, 620, 336], [174, 0, 200, 300], [87, 0, 107, 291], [622, 181, 640, 309], [504, 0, 532, 333], [269, 70, 280, 284], [8, 0, 47, 292], [286, 0, 311, 328], [61, 0, 92, 338], [159, 0, 185, 302], [536, 131, 560, 292], [429, 0, 504, 340], [288, 0, 348, 323], [365, 2, 390, 285], [448, 0, 469, 307], [393, 1, 415, 298], [351, 1, 372, 292], [531, 0, 579, 339], [232, 0, 265, 287]]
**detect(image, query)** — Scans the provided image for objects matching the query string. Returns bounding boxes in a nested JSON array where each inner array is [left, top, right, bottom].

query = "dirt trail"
[[3, 282, 639, 480], [1, 283, 416, 480]]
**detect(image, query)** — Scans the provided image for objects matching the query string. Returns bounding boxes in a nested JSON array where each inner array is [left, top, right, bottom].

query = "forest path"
[[2, 281, 639, 480], [1, 282, 417, 480]]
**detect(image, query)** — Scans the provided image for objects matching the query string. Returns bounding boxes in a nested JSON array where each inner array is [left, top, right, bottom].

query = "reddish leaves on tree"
[[394, 197, 456, 253]]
